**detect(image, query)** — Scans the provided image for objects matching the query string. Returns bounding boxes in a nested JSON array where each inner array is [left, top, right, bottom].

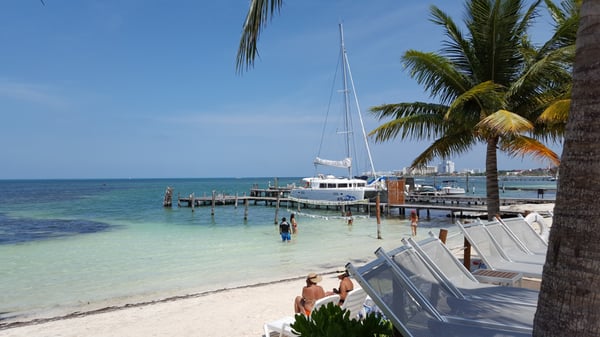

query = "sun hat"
[[307, 272, 322, 283], [337, 268, 349, 277]]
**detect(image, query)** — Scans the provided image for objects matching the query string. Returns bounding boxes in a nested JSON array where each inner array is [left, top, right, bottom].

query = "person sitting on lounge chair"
[[326, 269, 354, 305], [294, 273, 325, 316]]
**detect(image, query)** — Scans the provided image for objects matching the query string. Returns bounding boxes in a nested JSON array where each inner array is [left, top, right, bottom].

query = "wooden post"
[[376, 193, 382, 239], [190, 193, 195, 212], [163, 186, 173, 207], [234, 193, 238, 209], [211, 190, 216, 216], [274, 192, 280, 225], [438, 228, 448, 243], [244, 194, 249, 221], [463, 237, 471, 271]]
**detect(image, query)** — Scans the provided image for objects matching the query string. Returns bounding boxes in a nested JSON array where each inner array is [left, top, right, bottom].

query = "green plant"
[[290, 302, 393, 337]]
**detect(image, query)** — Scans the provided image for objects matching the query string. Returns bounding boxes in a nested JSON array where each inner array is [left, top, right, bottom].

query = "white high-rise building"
[[439, 160, 455, 174]]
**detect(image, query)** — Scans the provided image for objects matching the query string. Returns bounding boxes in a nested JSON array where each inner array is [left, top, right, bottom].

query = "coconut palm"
[[536, 0, 580, 135], [368, 0, 567, 218], [533, 1, 600, 335]]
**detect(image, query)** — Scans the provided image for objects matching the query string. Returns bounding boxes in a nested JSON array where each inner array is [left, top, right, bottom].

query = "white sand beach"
[[0, 273, 342, 337]]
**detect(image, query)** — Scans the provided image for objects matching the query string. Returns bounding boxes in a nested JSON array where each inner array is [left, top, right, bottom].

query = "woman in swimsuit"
[[326, 269, 354, 305], [294, 273, 325, 316]]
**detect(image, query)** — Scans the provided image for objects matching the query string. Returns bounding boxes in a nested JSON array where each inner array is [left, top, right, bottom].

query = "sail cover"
[[313, 157, 352, 168]]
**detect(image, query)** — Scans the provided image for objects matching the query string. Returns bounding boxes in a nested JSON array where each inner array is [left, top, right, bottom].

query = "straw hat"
[[336, 267, 349, 277], [307, 272, 322, 283]]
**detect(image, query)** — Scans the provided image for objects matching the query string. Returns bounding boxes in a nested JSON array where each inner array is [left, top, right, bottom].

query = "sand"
[[0, 273, 342, 337]]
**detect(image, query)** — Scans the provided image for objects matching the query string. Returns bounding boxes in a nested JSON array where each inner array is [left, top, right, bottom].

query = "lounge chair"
[[405, 235, 538, 306], [347, 256, 532, 337], [498, 215, 548, 254], [479, 220, 546, 265], [263, 294, 340, 337], [376, 245, 536, 327], [340, 288, 368, 319], [456, 220, 543, 278]]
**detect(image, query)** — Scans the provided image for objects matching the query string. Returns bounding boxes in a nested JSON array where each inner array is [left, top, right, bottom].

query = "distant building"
[[438, 160, 455, 174]]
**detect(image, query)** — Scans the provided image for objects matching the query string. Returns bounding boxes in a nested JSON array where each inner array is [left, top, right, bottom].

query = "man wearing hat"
[[294, 272, 325, 315]]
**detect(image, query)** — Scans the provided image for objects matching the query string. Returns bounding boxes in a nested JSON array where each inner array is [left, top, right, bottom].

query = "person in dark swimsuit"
[[326, 269, 354, 305]]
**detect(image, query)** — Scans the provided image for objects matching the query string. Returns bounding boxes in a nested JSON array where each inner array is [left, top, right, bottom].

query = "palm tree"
[[368, 0, 566, 219], [533, 1, 600, 335]]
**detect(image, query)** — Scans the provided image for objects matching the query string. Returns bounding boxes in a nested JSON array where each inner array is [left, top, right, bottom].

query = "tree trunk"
[[485, 136, 500, 220], [533, 1, 600, 336]]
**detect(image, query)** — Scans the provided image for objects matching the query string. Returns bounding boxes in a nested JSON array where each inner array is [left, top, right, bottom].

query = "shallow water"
[[0, 177, 554, 323]]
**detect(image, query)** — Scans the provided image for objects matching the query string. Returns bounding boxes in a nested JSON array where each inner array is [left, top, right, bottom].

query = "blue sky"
[[0, 1, 562, 179]]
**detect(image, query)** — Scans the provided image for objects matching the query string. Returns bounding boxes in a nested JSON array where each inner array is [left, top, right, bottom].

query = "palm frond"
[[500, 135, 560, 165], [477, 109, 533, 135], [446, 80, 504, 119], [236, 0, 283, 74], [538, 99, 570, 124], [369, 102, 449, 142], [429, 6, 476, 75], [411, 132, 478, 167], [402, 51, 470, 104]]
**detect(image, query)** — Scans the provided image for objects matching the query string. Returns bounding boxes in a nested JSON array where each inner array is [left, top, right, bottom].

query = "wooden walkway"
[[173, 186, 554, 219]]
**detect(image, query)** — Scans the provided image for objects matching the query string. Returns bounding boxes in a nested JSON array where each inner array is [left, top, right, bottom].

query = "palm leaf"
[[477, 109, 533, 135], [500, 135, 560, 165], [446, 80, 504, 119], [411, 132, 478, 167], [369, 102, 449, 142], [236, 0, 283, 73], [402, 51, 470, 104], [538, 99, 570, 124]]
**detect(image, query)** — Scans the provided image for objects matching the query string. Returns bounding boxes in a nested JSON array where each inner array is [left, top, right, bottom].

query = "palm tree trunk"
[[533, 1, 600, 335], [485, 136, 500, 220]]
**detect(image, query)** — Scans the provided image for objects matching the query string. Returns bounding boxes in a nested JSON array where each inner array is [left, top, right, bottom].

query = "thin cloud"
[[0, 79, 70, 109]]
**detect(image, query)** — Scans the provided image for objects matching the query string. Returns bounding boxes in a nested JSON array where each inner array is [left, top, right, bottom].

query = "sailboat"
[[289, 24, 383, 204]]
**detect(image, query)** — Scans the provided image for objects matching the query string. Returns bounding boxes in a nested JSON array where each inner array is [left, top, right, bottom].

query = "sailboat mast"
[[339, 24, 352, 179], [339, 23, 378, 179]]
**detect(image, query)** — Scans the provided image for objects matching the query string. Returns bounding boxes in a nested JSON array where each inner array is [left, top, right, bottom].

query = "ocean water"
[[0, 177, 555, 323]]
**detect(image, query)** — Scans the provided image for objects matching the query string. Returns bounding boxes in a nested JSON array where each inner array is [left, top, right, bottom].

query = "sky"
[[0, 0, 563, 179]]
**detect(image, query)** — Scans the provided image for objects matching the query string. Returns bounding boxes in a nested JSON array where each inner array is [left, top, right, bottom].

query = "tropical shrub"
[[290, 302, 393, 337]]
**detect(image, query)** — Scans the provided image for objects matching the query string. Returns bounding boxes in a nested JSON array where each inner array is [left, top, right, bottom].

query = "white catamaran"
[[289, 24, 383, 204]]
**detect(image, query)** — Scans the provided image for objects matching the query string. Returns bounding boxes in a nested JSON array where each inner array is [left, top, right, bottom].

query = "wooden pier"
[[172, 185, 554, 220]]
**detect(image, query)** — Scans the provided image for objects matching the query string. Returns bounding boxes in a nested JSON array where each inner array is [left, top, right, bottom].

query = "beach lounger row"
[[456, 213, 549, 278], [265, 213, 549, 336], [346, 235, 543, 336]]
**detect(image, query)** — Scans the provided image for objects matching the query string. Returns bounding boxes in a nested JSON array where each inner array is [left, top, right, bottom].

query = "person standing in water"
[[279, 217, 291, 242], [410, 210, 418, 236], [290, 213, 298, 234]]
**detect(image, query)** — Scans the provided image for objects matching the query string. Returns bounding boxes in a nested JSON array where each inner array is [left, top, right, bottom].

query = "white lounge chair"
[[347, 256, 532, 337], [340, 288, 367, 319], [479, 220, 546, 265], [406, 235, 538, 306], [498, 215, 548, 254], [263, 294, 340, 337], [456, 220, 543, 278]]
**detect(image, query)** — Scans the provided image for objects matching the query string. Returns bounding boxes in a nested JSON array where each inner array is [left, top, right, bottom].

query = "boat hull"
[[290, 187, 365, 202]]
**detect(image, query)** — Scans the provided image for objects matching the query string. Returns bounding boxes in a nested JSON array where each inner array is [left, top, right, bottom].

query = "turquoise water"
[[0, 177, 555, 323]]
